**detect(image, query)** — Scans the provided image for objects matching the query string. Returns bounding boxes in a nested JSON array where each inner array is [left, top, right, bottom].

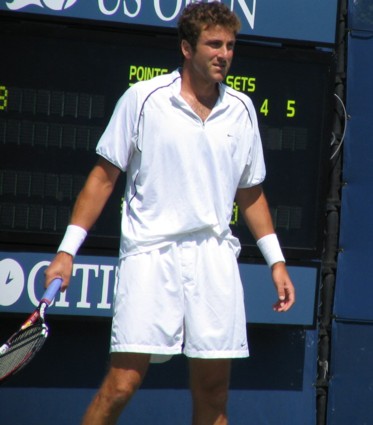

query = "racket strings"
[[0, 324, 48, 380]]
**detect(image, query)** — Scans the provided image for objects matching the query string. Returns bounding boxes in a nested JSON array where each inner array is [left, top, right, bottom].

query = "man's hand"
[[271, 262, 295, 312], [44, 251, 74, 292]]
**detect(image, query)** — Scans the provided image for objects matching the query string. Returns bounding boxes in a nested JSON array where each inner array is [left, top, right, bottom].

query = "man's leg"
[[81, 353, 150, 425], [189, 358, 231, 425]]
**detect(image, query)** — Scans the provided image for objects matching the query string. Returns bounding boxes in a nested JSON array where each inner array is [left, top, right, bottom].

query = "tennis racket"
[[0, 277, 62, 383]]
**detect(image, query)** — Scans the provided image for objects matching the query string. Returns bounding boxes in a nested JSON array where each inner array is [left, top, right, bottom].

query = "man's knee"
[[99, 353, 150, 410], [192, 379, 229, 408], [189, 359, 231, 409], [97, 376, 140, 411]]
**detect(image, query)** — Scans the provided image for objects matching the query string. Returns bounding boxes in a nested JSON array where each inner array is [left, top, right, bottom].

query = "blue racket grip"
[[41, 277, 63, 305]]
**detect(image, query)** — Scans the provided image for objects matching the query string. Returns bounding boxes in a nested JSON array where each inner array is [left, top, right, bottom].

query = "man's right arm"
[[44, 157, 121, 291]]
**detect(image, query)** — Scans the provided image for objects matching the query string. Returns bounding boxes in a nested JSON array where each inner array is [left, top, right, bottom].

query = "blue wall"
[[0, 0, 338, 44], [327, 1, 373, 424], [0, 250, 320, 423], [0, 317, 318, 424]]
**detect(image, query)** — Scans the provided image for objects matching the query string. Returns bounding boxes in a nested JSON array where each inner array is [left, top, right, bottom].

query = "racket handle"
[[41, 277, 63, 305]]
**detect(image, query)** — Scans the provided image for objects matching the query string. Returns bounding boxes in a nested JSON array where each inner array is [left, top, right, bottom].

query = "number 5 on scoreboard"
[[287, 99, 296, 117]]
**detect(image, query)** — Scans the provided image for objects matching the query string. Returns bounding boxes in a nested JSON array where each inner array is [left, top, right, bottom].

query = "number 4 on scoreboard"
[[260, 98, 269, 116]]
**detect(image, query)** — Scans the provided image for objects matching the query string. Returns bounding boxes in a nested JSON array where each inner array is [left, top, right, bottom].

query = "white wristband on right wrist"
[[57, 224, 87, 257], [257, 233, 285, 268]]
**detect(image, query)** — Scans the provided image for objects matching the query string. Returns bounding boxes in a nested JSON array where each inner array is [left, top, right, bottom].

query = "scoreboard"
[[0, 19, 334, 259]]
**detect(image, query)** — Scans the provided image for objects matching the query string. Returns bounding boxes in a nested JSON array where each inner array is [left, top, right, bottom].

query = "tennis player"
[[45, 2, 295, 424]]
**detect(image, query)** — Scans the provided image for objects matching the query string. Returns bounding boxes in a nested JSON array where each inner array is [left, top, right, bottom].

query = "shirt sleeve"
[[237, 102, 266, 188], [96, 86, 139, 172]]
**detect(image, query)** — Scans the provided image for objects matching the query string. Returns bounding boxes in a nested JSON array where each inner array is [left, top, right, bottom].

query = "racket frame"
[[0, 277, 62, 381]]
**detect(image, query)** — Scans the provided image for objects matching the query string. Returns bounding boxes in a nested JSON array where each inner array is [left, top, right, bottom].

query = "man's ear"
[[181, 39, 193, 59]]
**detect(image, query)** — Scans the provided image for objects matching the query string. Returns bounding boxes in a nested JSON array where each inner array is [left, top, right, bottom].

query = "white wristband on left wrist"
[[256, 233, 285, 268]]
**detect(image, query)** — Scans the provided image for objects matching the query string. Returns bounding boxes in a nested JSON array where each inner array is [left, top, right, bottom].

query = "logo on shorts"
[[6, 0, 77, 11]]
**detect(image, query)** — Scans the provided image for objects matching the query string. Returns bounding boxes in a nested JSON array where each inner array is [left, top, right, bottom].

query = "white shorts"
[[110, 231, 249, 361]]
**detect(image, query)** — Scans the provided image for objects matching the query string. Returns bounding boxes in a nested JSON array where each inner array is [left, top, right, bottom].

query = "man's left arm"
[[235, 184, 295, 312]]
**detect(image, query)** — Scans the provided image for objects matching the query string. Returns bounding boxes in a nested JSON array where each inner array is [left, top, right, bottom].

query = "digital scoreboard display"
[[0, 19, 334, 259]]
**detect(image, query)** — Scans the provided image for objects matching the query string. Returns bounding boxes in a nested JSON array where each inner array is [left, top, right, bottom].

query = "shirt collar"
[[171, 68, 228, 109]]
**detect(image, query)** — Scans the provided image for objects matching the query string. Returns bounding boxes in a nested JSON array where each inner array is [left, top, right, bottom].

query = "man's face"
[[183, 25, 236, 84]]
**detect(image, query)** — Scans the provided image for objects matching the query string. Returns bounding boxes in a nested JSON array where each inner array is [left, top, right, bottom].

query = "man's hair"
[[178, 1, 241, 51]]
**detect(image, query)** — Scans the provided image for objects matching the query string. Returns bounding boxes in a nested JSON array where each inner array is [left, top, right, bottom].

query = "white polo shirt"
[[96, 69, 266, 258]]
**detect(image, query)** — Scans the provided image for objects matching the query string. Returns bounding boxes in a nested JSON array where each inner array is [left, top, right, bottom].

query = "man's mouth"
[[214, 63, 227, 72]]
